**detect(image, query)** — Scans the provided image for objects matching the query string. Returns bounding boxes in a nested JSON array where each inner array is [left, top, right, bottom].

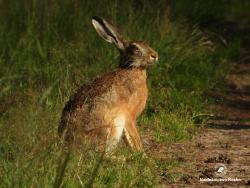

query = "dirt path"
[[148, 55, 250, 187]]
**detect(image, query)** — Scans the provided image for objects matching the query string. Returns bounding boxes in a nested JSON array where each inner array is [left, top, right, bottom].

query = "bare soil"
[[145, 56, 250, 187]]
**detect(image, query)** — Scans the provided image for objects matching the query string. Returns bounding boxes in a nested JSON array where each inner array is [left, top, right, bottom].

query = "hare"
[[58, 16, 158, 155]]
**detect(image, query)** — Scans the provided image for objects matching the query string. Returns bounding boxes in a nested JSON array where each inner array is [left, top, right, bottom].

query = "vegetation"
[[0, 0, 247, 187]]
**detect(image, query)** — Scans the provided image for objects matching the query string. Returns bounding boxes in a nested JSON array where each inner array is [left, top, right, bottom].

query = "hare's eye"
[[134, 48, 140, 53], [135, 49, 142, 57], [133, 46, 141, 55], [129, 43, 142, 56]]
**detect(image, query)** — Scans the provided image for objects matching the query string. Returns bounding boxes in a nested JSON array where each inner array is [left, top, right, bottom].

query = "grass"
[[0, 0, 244, 187]]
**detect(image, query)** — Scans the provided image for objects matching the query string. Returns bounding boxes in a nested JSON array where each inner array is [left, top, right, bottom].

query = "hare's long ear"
[[92, 16, 125, 51]]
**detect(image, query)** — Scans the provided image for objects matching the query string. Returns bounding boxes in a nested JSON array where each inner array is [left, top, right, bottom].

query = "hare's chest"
[[127, 81, 148, 118]]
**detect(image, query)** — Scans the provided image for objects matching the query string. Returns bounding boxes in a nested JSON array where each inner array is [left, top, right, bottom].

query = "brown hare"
[[58, 16, 158, 155]]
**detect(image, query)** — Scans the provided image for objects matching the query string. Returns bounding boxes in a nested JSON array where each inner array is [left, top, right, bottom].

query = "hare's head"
[[92, 16, 158, 68]]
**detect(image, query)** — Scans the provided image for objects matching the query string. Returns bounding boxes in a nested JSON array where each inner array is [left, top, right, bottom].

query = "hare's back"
[[62, 68, 146, 123]]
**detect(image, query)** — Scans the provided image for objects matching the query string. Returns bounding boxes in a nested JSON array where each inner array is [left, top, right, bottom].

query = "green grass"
[[0, 0, 243, 187]]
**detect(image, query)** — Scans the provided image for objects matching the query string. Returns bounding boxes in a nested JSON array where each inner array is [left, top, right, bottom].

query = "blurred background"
[[0, 0, 250, 187]]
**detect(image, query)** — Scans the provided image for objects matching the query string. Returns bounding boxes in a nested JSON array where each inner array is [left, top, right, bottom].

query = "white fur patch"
[[114, 115, 125, 138], [124, 128, 133, 147], [105, 115, 125, 153]]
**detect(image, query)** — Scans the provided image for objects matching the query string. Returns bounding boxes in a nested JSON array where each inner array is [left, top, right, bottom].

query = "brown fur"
[[59, 68, 147, 138]]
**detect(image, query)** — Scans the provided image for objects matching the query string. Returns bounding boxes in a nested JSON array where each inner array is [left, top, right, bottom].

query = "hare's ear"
[[92, 16, 125, 51]]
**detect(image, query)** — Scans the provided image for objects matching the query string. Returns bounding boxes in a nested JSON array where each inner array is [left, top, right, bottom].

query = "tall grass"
[[168, 0, 250, 26], [0, 0, 239, 186]]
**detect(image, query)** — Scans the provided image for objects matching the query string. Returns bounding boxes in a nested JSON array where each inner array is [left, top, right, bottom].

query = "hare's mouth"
[[148, 55, 158, 65], [148, 58, 158, 65]]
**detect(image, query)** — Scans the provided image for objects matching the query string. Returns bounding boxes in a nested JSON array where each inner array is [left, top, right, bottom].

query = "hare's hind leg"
[[105, 115, 125, 154], [123, 121, 144, 151]]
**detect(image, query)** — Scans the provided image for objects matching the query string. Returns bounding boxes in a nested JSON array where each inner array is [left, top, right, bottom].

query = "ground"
[[144, 54, 250, 187]]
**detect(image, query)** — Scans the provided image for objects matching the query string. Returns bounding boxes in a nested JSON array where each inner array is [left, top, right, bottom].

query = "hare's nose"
[[150, 54, 158, 62]]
